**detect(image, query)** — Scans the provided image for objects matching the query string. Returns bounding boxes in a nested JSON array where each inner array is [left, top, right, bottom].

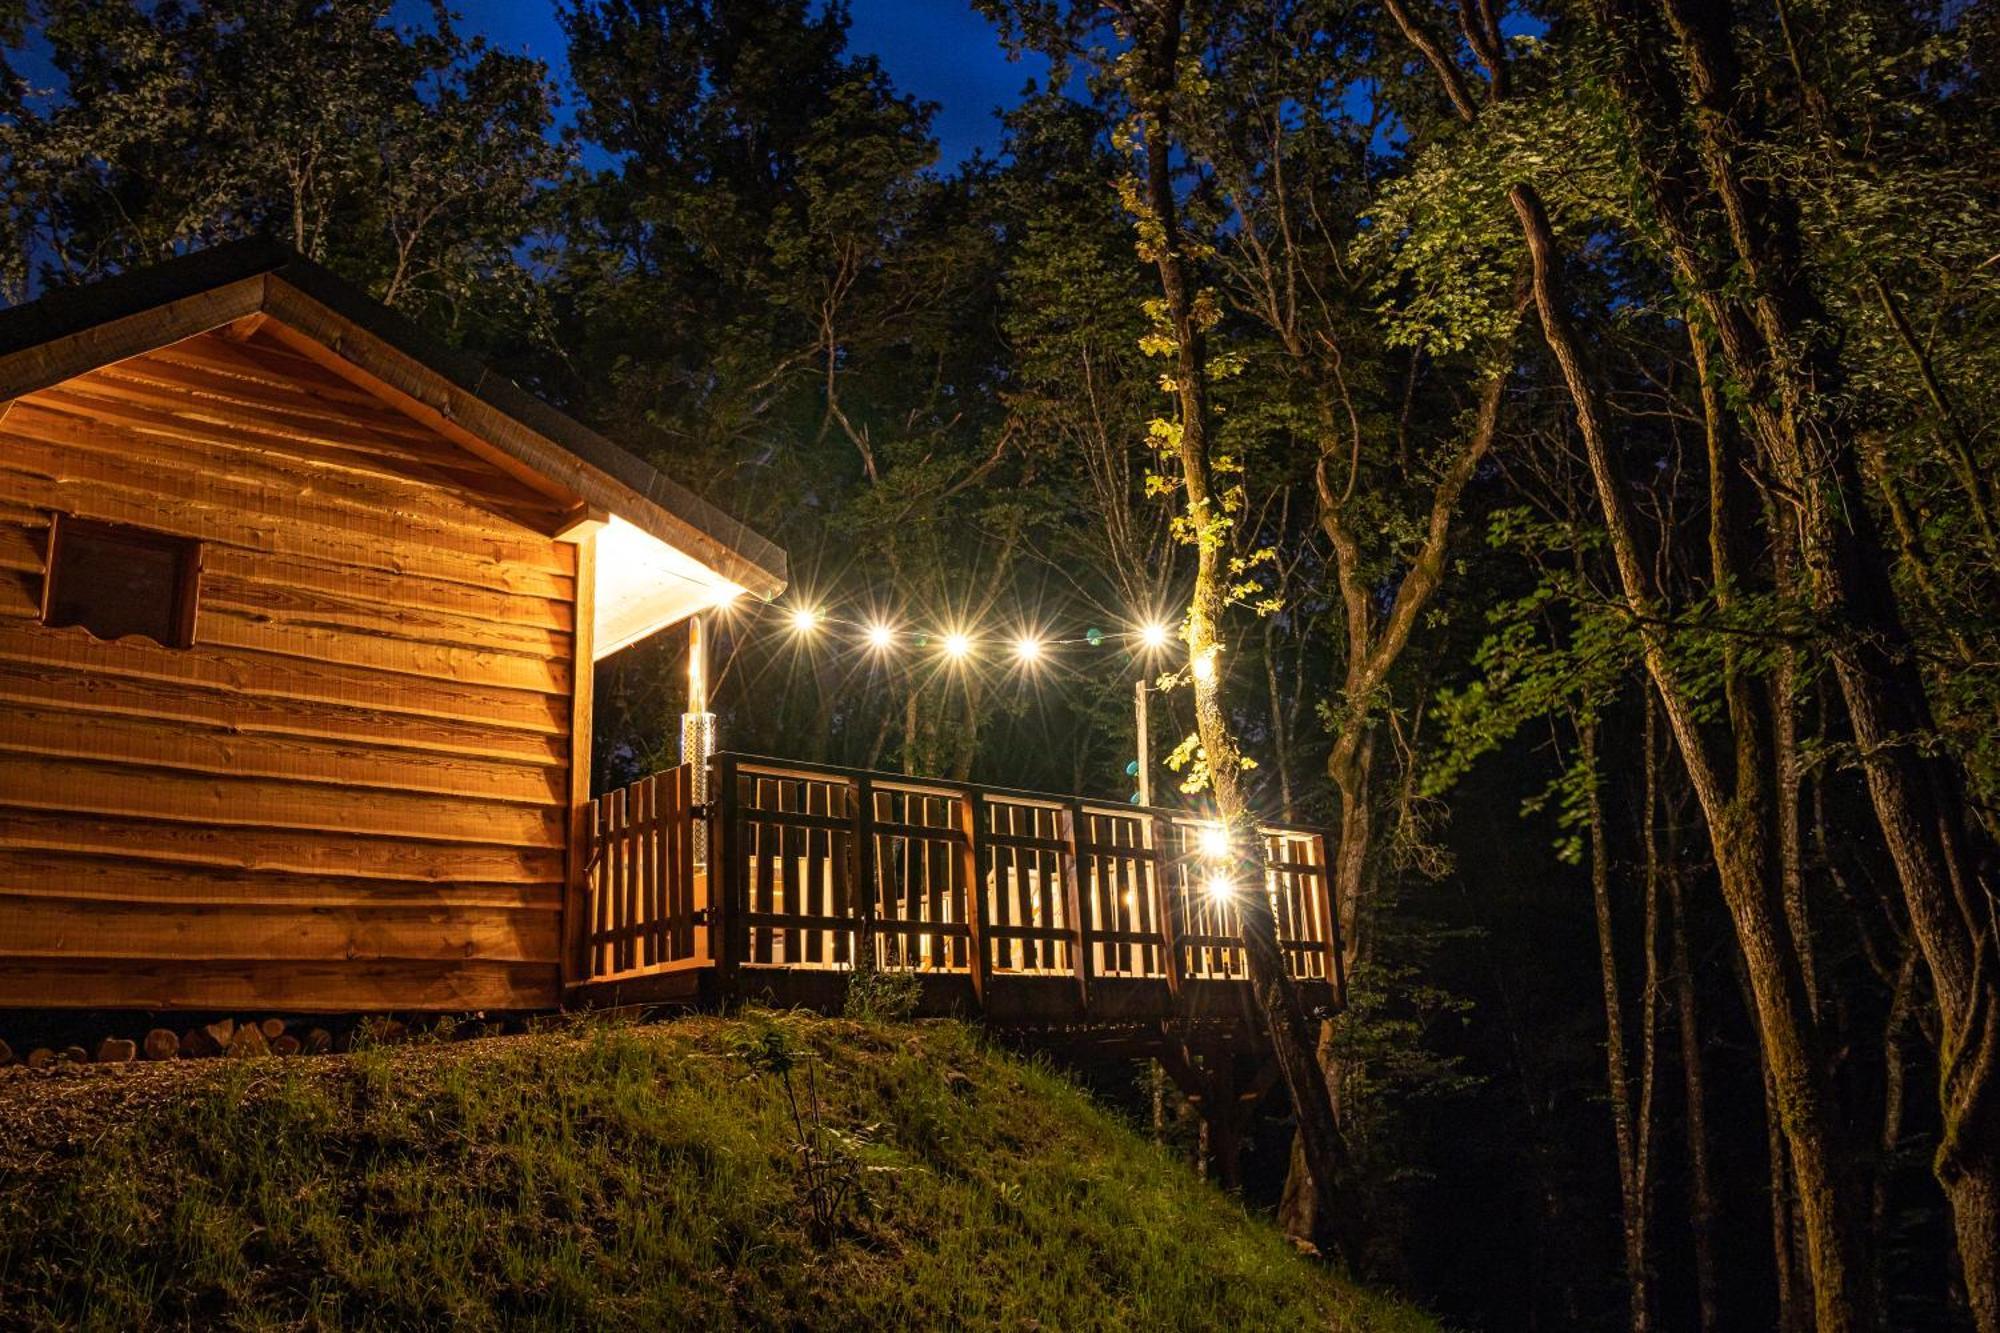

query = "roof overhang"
[[0, 241, 788, 657]]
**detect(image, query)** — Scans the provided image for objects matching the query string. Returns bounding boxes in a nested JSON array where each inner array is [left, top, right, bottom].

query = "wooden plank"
[[955, 788, 990, 1009], [845, 775, 872, 970], [0, 422, 573, 576], [587, 798, 607, 978], [10, 391, 561, 546], [803, 778, 828, 965], [0, 568, 38, 619], [153, 332, 437, 416], [199, 573, 571, 659], [0, 754, 565, 848], [0, 895, 561, 964], [738, 805, 854, 834], [0, 704, 563, 805], [1153, 813, 1187, 1000], [0, 519, 42, 574], [562, 529, 596, 987], [754, 779, 778, 965], [670, 765, 695, 962], [0, 807, 563, 884], [199, 546, 574, 633], [0, 620, 569, 734], [0, 276, 267, 404], [714, 755, 744, 987], [0, 955, 559, 1012], [608, 786, 630, 974], [0, 460, 573, 600], [193, 606, 572, 697], [1059, 803, 1091, 1015], [0, 848, 558, 910], [0, 656, 568, 765], [644, 777, 666, 968]]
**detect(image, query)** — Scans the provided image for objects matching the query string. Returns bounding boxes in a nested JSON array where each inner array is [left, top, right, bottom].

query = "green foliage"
[[0, 1017, 1435, 1331], [0, 0, 564, 337], [841, 964, 923, 1023]]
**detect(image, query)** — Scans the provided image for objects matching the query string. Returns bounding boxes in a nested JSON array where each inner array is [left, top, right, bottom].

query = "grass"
[[0, 1011, 1436, 1331]]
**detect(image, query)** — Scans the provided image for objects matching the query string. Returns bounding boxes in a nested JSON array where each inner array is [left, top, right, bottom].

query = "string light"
[[1198, 824, 1230, 860], [752, 603, 1226, 664], [1203, 873, 1236, 903]]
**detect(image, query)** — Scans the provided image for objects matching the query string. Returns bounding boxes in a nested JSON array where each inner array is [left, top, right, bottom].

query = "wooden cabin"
[[0, 242, 786, 1014], [0, 242, 1345, 1034]]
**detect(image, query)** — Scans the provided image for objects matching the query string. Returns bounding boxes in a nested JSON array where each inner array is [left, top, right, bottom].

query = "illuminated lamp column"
[[682, 612, 717, 866]]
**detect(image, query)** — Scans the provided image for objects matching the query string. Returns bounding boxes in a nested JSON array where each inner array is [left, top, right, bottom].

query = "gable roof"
[[0, 239, 787, 602]]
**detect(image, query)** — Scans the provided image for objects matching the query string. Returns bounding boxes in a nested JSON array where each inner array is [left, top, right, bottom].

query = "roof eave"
[[0, 241, 787, 600]]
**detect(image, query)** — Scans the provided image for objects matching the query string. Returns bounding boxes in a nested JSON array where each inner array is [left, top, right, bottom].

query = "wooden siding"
[[0, 328, 579, 1011]]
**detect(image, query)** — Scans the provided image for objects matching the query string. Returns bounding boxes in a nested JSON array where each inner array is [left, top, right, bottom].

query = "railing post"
[[712, 754, 744, 995], [849, 775, 875, 971], [955, 788, 990, 1010], [1151, 812, 1186, 1002], [570, 797, 601, 985], [1314, 831, 1345, 1004], [1058, 801, 1091, 1017]]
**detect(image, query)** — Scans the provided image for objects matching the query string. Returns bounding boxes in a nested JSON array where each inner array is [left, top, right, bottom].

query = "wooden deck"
[[568, 753, 1343, 1030]]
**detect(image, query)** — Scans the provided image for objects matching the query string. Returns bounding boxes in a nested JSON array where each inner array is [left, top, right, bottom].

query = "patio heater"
[[681, 612, 716, 865]]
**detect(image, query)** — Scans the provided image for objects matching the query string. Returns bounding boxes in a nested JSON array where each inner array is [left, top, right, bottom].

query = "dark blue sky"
[[425, 1, 1046, 165]]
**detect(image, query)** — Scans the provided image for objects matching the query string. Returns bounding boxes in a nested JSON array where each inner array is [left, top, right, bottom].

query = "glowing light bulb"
[[790, 607, 821, 634], [1141, 622, 1171, 650], [1199, 824, 1230, 860], [1015, 635, 1044, 663], [1204, 874, 1236, 903], [1192, 649, 1217, 683], [866, 622, 895, 650], [943, 632, 972, 660]]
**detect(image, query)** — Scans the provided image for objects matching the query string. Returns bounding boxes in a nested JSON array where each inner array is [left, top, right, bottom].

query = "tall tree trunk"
[[1120, 0, 1358, 1264], [1583, 714, 1653, 1332], [1592, 7, 2000, 1314], [1667, 790, 1723, 1333], [1508, 180, 1871, 1333], [1373, 8, 1873, 1317]]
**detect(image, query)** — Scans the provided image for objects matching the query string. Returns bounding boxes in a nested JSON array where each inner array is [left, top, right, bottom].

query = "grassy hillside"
[[0, 1012, 1433, 1331]]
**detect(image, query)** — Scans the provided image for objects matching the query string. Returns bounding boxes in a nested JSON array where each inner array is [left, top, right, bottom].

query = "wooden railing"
[[579, 753, 1343, 1020], [584, 764, 698, 979]]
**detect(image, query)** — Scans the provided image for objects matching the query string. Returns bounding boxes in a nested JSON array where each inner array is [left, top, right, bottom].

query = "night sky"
[[420, 1, 1047, 165]]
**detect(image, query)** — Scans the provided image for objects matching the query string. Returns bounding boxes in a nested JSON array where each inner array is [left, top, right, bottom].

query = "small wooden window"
[[41, 513, 201, 649]]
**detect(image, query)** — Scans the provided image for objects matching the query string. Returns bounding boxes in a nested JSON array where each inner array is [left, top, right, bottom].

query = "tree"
[[1, 0, 563, 338]]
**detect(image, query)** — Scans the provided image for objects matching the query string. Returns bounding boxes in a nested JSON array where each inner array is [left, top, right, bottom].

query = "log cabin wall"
[[0, 327, 583, 1012]]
